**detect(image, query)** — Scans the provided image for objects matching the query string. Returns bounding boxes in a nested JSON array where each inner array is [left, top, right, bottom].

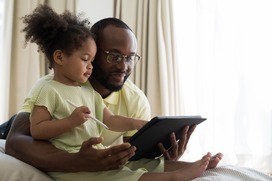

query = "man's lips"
[[110, 72, 126, 82]]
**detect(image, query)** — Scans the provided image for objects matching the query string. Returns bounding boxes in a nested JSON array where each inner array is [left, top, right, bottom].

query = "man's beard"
[[92, 64, 130, 92]]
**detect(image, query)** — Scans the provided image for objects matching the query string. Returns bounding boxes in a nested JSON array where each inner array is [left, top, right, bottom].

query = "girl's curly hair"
[[21, 4, 94, 69]]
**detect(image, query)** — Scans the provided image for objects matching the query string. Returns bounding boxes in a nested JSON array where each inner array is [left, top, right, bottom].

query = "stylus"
[[66, 99, 109, 129]]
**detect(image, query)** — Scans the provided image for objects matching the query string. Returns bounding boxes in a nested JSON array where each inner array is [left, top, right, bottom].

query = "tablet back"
[[128, 116, 206, 161]]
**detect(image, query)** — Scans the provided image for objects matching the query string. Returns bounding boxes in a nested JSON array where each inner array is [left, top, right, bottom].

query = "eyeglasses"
[[102, 50, 141, 66]]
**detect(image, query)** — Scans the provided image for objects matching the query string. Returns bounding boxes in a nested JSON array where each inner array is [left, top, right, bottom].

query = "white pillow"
[[0, 139, 54, 181]]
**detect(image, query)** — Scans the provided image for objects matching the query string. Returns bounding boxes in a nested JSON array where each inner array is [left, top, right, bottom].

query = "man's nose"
[[116, 58, 128, 69]]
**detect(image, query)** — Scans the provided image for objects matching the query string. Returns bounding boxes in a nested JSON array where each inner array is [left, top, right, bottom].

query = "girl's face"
[[55, 37, 97, 86]]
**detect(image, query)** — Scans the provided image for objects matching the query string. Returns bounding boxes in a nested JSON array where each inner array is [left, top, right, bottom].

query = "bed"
[[0, 139, 271, 181]]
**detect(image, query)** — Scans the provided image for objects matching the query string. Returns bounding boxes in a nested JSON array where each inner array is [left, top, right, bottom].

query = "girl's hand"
[[68, 106, 91, 127]]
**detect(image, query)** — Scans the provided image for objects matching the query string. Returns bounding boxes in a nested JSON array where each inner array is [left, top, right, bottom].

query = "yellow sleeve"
[[19, 74, 53, 113]]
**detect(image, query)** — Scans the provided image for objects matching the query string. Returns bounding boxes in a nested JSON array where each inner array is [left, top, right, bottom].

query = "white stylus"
[[66, 99, 109, 129]]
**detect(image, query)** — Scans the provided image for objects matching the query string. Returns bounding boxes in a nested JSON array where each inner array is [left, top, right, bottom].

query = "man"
[[5, 18, 198, 172]]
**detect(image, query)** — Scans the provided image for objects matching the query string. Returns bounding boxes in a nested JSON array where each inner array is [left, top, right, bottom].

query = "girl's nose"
[[87, 62, 93, 70]]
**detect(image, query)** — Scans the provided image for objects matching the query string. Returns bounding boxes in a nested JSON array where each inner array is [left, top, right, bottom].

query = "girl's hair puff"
[[21, 4, 94, 69]]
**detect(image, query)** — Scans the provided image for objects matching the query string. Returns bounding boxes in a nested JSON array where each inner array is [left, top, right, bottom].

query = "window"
[[173, 0, 272, 173]]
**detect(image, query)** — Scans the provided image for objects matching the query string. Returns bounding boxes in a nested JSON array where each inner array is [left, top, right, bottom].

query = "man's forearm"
[[6, 134, 79, 172], [5, 112, 79, 172], [5, 112, 135, 172]]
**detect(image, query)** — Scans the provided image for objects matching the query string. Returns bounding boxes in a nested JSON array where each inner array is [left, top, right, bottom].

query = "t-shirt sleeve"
[[123, 89, 151, 137], [30, 84, 58, 115], [20, 74, 53, 113]]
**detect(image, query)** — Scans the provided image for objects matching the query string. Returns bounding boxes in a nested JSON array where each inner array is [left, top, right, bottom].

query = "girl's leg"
[[138, 153, 211, 181], [207, 153, 223, 169], [164, 152, 223, 171]]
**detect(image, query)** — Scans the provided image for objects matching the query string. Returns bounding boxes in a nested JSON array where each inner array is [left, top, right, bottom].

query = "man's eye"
[[126, 56, 133, 62], [110, 54, 121, 60]]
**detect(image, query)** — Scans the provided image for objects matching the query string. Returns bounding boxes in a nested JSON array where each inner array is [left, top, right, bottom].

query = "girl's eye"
[[81, 54, 92, 62], [81, 56, 89, 61]]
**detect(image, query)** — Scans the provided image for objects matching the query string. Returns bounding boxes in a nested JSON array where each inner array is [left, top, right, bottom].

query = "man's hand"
[[158, 125, 196, 161], [73, 137, 136, 171]]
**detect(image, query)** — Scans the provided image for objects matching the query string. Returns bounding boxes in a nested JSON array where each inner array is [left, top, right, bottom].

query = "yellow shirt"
[[99, 79, 151, 146], [27, 79, 105, 152]]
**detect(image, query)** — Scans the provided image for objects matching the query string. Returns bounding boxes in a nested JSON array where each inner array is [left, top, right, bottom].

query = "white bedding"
[[193, 165, 272, 181], [0, 139, 271, 181], [0, 139, 53, 181]]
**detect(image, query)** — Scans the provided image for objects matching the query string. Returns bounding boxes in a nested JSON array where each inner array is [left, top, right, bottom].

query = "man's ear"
[[53, 50, 63, 65]]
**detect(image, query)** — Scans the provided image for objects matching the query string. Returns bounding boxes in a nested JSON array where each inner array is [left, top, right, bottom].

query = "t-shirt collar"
[[103, 91, 119, 105]]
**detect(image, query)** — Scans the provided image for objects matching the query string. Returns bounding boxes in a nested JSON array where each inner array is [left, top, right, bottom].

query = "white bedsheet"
[[193, 165, 272, 181], [0, 139, 271, 181]]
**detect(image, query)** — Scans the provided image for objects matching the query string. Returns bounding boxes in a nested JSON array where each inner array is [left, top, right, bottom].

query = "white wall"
[[77, 0, 114, 25]]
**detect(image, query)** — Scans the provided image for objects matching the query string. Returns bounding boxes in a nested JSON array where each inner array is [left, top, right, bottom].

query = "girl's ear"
[[53, 50, 63, 65]]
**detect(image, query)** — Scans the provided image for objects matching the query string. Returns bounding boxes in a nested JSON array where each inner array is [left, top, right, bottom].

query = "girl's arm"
[[102, 108, 147, 132], [30, 105, 90, 140]]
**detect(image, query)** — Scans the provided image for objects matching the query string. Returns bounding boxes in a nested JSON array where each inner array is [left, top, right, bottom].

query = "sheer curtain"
[[0, 0, 13, 124], [173, 0, 272, 173]]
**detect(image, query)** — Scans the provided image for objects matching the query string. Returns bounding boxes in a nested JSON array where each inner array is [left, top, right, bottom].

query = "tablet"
[[128, 116, 206, 161]]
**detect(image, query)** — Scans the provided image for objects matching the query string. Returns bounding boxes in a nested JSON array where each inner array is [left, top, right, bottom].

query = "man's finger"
[[185, 125, 196, 147], [103, 143, 136, 162], [82, 137, 103, 149], [158, 142, 170, 158], [178, 126, 189, 149]]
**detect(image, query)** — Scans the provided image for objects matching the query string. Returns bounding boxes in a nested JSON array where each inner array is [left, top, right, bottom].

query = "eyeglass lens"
[[107, 53, 140, 65]]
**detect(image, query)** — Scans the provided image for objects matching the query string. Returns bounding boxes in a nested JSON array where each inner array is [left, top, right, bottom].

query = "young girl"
[[23, 4, 214, 181]]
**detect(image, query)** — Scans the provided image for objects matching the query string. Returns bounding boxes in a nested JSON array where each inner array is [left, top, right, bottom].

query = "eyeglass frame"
[[101, 49, 141, 66]]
